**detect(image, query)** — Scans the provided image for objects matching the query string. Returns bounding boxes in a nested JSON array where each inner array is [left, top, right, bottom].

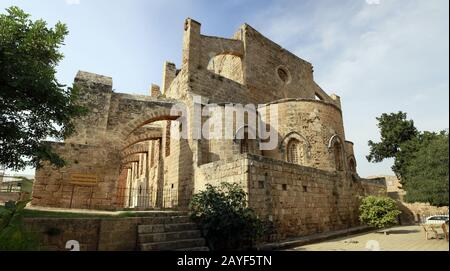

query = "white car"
[[425, 215, 449, 225]]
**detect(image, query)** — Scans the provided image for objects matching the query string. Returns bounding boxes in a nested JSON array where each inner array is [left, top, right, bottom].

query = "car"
[[425, 215, 449, 225]]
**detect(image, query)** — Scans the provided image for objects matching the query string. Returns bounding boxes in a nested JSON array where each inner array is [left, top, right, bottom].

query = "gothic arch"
[[280, 131, 311, 164], [106, 95, 181, 142], [347, 155, 357, 173], [328, 134, 346, 171]]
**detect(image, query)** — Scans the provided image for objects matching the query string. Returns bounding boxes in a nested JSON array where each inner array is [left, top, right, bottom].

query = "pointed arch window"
[[287, 139, 300, 164], [240, 131, 249, 154], [348, 157, 356, 173], [333, 141, 344, 171]]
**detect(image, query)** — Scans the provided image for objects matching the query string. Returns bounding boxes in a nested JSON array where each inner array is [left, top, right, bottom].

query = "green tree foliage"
[[359, 196, 401, 229], [189, 182, 264, 250], [402, 131, 449, 206], [0, 200, 39, 250], [366, 111, 418, 177], [0, 6, 86, 170], [367, 112, 449, 206]]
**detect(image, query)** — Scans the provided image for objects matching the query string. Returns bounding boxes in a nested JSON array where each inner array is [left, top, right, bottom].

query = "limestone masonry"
[[31, 18, 386, 238]]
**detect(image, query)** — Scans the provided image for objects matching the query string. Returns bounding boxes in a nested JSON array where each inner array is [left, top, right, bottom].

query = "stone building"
[[31, 18, 385, 238]]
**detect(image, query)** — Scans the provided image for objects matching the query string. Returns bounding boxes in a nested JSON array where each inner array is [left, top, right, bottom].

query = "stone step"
[[140, 238, 206, 251], [121, 211, 188, 217], [139, 230, 202, 243], [138, 223, 198, 234], [138, 216, 191, 225], [175, 246, 210, 251]]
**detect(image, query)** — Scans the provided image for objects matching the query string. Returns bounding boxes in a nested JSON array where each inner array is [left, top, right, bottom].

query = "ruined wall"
[[31, 143, 121, 210], [178, 19, 338, 107], [65, 71, 113, 145], [377, 175, 449, 224], [32, 17, 375, 222]]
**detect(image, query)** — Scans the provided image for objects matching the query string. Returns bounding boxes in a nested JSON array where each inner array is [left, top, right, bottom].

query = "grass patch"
[[0, 206, 179, 219]]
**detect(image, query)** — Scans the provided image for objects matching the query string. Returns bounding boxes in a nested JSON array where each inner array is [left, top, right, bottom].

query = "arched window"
[[207, 54, 243, 84], [348, 157, 356, 173], [287, 139, 300, 164], [240, 131, 249, 154], [333, 141, 344, 171]]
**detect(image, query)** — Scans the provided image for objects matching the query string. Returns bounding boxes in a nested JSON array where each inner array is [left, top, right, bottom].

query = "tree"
[[359, 196, 401, 231], [0, 199, 39, 250], [0, 6, 86, 170], [366, 111, 418, 177], [367, 112, 449, 206], [189, 182, 264, 251], [402, 131, 449, 206]]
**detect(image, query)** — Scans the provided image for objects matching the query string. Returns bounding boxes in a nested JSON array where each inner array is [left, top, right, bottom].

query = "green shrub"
[[189, 182, 264, 250], [359, 196, 401, 229], [0, 200, 40, 250]]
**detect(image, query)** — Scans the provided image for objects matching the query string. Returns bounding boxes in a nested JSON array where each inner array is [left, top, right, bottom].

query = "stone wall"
[[23, 216, 182, 251], [374, 175, 449, 224], [260, 99, 347, 172], [195, 154, 386, 239], [31, 143, 121, 210]]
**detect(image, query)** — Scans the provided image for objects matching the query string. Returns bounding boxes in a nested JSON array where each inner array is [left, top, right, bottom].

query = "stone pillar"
[[330, 94, 341, 108], [161, 62, 177, 94], [66, 71, 113, 145], [150, 84, 160, 97], [182, 18, 202, 71]]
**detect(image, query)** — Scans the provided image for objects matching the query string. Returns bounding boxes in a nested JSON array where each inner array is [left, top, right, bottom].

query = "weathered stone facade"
[[31, 18, 386, 238]]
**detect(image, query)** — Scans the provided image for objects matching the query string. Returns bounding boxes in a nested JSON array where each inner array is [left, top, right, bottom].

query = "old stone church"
[[31, 18, 385, 238]]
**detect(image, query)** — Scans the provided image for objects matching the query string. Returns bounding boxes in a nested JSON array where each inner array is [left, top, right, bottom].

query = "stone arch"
[[234, 125, 260, 154], [123, 109, 180, 139], [280, 132, 311, 165], [121, 154, 143, 165], [201, 35, 244, 69], [122, 127, 162, 149], [328, 134, 346, 171], [106, 96, 181, 142], [348, 155, 357, 173], [121, 142, 150, 158], [207, 53, 243, 83]]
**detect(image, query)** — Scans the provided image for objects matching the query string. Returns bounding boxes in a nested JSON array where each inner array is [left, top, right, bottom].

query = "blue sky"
[[1, 0, 448, 177]]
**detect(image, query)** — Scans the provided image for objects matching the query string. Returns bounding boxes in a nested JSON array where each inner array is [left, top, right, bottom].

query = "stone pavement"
[[286, 225, 449, 251]]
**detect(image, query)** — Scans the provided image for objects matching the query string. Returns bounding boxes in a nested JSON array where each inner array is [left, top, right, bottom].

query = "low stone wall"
[[194, 155, 248, 193], [397, 202, 449, 224], [23, 215, 181, 251]]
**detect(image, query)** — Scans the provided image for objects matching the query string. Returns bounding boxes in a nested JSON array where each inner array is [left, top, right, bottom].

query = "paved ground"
[[286, 225, 449, 251]]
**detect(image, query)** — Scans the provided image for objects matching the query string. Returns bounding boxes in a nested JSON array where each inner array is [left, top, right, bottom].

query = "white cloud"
[[65, 0, 80, 5], [366, 0, 381, 5]]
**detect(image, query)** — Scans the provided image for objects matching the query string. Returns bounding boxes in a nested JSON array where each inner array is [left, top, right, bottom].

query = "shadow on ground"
[[375, 229, 420, 235]]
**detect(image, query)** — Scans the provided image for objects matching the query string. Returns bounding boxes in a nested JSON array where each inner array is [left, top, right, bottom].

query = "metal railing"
[[115, 187, 154, 209]]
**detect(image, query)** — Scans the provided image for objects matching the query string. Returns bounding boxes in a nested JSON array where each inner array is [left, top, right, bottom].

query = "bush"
[[0, 200, 40, 250], [359, 196, 401, 229], [189, 182, 264, 250]]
